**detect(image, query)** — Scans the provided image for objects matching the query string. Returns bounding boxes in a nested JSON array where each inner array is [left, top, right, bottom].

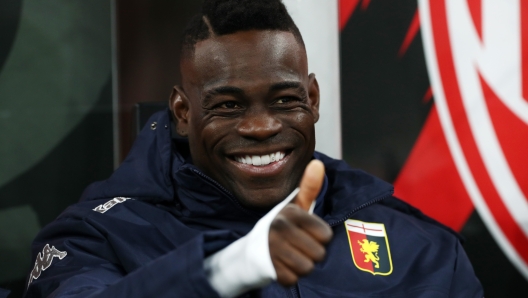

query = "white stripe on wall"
[[283, 0, 342, 159]]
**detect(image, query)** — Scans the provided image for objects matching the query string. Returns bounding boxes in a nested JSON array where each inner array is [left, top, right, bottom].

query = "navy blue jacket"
[[25, 110, 483, 297]]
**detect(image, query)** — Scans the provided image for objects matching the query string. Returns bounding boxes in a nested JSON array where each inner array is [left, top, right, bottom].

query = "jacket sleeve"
[[24, 213, 225, 298], [448, 240, 484, 298]]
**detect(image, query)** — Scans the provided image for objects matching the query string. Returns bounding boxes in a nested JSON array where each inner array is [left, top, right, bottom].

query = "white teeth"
[[252, 156, 262, 166], [236, 152, 285, 166], [261, 155, 270, 165]]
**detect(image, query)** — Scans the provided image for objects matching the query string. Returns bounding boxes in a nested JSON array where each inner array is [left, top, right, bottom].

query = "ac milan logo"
[[419, 0, 528, 279]]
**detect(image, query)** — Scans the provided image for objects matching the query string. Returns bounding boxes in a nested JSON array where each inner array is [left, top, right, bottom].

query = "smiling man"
[[174, 27, 318, 209], [25, 0, 483, 297]]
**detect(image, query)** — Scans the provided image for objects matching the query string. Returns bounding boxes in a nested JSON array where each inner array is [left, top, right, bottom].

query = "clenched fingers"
[[280, 204, 332, 245], [269, 204, 333, 286]]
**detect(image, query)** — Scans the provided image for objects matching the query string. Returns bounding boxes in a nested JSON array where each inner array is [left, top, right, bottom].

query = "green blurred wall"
[[0, 0, 113, 295]]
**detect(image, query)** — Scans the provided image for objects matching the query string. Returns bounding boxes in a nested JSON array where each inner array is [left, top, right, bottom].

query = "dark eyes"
[[213, 96, 303, 111], [275, 96, 302, 104], [219, 101, 240, 109], [276, 97, 293, 104]]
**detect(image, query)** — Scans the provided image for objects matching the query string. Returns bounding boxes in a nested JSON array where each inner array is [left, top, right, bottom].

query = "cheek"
[[198, 119, 235, 153], [284, 112, 316, 138]]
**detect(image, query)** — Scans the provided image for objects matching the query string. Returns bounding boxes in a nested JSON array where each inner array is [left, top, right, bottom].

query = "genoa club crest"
[[345, 219, 393, 275]]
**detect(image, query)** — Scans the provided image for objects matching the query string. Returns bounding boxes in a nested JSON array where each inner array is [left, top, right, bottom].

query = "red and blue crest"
[[345, 219, 393, 275]]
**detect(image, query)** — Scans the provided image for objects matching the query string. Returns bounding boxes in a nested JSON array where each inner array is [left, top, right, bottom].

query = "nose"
[[236, 111, 282, 141]]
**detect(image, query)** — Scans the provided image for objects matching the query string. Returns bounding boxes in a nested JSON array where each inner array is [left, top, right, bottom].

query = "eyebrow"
[[201, 81, 305, 104], [202, 86, 244, 104], [268, 81, 303, 92]]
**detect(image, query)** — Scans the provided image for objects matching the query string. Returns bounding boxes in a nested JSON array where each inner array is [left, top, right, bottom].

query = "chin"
[[234, 185, 296, 211]]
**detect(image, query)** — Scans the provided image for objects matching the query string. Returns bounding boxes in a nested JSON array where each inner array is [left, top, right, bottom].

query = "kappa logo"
[[93, 197, 131, 213], [28, 244, 67, 286], [345, 219, 393, 275]]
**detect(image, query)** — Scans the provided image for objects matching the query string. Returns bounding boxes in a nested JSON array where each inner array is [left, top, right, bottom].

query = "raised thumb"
[[294, 160, 325, 212]]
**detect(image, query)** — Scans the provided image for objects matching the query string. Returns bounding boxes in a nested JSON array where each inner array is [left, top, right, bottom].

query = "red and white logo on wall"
[[417, 0, 528, 279]]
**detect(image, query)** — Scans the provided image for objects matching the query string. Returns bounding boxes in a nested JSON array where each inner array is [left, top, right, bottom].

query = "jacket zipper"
[[327, 193, 393, 227], [188, 167, 261, 219], [290, 285, 300, 298], [189, 167, 392, 226], [190, 167, 392, 298]]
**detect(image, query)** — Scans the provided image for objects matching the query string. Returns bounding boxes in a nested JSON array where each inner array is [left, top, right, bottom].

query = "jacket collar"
[[314, 152, 394, 225], [80, 109, 394, 229], [80, 109, 175, 203]]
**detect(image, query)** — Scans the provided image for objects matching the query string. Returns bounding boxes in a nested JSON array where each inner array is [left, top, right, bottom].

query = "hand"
[[268, 160, 333, 286]]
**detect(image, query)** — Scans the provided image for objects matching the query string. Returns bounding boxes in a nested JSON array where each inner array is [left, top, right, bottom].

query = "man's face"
[[172, 30, 319, 210]]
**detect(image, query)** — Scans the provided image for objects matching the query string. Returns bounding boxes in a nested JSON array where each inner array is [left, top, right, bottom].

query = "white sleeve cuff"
[[203, 188, 301, 298]]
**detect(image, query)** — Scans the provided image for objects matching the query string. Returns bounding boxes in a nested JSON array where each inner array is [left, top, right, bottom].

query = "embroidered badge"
[[344, 219, 393, 275], [28, 244, 67, 286], [93, 197, 131, 213]]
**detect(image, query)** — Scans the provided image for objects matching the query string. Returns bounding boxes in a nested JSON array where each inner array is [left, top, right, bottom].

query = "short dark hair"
[[181, 0, 305, 56]]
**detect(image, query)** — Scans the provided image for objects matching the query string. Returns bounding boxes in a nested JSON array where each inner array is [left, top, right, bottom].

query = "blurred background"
[[0, 0, 527, 297]]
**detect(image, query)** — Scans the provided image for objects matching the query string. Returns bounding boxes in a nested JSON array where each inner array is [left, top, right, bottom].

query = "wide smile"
[[227, 150, 291, 176], [234, 151, 285, 166]]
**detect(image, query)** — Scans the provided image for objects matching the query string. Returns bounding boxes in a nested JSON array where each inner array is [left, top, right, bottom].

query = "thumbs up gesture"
[[203, 160, 334, 297], [269, 160, 334, 286]]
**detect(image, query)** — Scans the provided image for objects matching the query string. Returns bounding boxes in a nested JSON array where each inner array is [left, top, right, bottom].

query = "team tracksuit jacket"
[[25, 110, 483, 297]]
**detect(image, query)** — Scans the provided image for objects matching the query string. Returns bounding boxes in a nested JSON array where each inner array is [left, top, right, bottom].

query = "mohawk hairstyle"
[[181, 0, 305, 55]]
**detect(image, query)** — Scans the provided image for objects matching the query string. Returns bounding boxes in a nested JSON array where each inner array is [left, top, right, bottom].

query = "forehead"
[[181, 30, 308, 91]]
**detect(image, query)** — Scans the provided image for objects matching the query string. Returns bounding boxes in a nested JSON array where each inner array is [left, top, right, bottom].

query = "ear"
[[308, 73, 320, 123], [169, 85, 190, 136]]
